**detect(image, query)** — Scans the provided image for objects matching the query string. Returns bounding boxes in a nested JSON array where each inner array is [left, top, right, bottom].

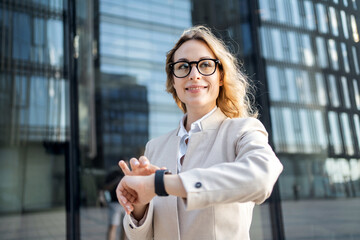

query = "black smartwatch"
[[154, 169, 172, 196]]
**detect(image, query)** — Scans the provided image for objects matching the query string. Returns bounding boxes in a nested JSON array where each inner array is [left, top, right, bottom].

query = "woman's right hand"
[[118, 156, 160, 176]]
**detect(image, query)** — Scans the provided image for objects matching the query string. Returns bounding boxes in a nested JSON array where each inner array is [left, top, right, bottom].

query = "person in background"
[[116, 25, 283, 240], [103, 167, 125, 240]]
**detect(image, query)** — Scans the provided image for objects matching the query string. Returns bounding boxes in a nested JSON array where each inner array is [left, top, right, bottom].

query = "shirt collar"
[[177, 106, 217, 137]]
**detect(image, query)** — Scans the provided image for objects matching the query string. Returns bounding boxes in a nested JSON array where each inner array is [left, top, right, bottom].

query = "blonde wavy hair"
[[165, 25, 258, 118]]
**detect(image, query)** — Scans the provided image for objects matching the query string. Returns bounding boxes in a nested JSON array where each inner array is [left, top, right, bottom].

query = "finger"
[[119, 195, 133, 214], [116, 182, 135, 214], [123, 189, 137, 203], [139, 156, 150, 167], [118, 160, 131, 175], [116, 184, 131, 214], [130, 158, 140, 170]]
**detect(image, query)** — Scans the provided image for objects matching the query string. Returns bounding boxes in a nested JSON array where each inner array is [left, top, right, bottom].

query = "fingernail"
[[120, 196, 126, 203]]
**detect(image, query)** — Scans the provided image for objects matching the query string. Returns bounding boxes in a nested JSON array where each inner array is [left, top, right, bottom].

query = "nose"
[[188, 63, 201, 80]]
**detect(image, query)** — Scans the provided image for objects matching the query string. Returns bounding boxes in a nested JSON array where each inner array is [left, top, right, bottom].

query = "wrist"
[[154, 169, 172, 196], [164, 174, 187, 198], [132, 203, 149, 221]]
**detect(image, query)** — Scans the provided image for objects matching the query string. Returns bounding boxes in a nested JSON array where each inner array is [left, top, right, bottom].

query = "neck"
[[185, 105, 215, 131]]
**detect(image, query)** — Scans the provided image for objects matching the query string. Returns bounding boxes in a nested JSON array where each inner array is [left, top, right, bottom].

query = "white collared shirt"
[[176, 106, 217, 172]]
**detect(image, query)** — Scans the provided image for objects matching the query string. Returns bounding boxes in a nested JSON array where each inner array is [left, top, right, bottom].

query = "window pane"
[[352, 46, 360, 74], [328, 111, 343, 154], [317, 4, 329, 34], [340, 10, 349, 39], [272, 28, 283, 61], [302, 34, 314, 66], [316, 37, 329, 68], [304, 1, 315, 30], [354, 115, 360, 150], [329, 7, 339, 36], [354, 79, 360, 110], [288, 32, 300, 63], [351, 15, 360, 42], [286, 68, 298, 102], [328, 75, 340, 107], [315, 73, 327, 106], [341, 43, 350, 73], [341, 77, 351, 108], [328, 39, 339, 70], [340, 113, 354, 155]]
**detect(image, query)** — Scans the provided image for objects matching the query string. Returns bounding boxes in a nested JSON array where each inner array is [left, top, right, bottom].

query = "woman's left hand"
[[116, 175, 156, 215]]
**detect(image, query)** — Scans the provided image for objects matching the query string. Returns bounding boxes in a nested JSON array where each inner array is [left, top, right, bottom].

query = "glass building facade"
[[193, 0, 360, 239], [0, 0, 68, 238], [1, 0, 359, 239]]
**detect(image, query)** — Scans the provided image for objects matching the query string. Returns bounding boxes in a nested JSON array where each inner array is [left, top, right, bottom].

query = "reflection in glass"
[[280, 30, 290, 61], [328, 111, 343, 154], [316, 4, 328, 34], [286, 68, 298, 103], [47, 19, 64, 67], [298, 70, 312, 104], [0, 3, 67, 237], [341, 77, 351, 108], [314, 110, 328, 150], [272, 28, 283, 61], [341, 43, 350, 73], [352, 46, 360, 74], [304, 1, 315, 30], [299, 109, 312, 152], [302, 34, 314, 66], [290, 0, 301, 26], [276, 0, 286, 23], [329, 7, 339, 36], [340, 113, 354, 155], [328, 39, 339, 70], [328, 75, 340, 107], [283, 108, 297, 153], [316, 37, 328, 68], [259, 0, 271, 21], [315, 73, 327, 106], [351, 15, 359, 42], [340, 10, 349, 39], [352, 0, 358, 10], [288, 32, 300, 63], [354, 79, 360, 110], [354, 115, 360, 150], [267, 66, 281, 101], [12, 12, 31, 60]]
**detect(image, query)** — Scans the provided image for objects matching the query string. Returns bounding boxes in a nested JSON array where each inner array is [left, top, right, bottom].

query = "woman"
[[116, 25, 283, 240]]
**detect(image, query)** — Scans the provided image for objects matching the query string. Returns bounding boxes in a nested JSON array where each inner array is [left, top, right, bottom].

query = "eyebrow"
[[175, 56, 214, 62]]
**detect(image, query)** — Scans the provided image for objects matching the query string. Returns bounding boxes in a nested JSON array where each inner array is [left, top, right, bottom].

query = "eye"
[[175, 62, 189, 70], [199, 60, 213, 68]]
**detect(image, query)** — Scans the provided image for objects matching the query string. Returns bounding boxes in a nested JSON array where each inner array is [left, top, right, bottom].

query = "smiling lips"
[[185, 85, 208, 93]]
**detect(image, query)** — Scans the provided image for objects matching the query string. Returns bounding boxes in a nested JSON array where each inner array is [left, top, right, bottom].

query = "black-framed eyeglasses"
[[169, 58, 220, 78]]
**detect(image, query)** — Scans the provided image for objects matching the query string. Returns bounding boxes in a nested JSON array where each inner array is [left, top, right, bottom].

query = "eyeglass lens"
[[172, 59, 217, 78]]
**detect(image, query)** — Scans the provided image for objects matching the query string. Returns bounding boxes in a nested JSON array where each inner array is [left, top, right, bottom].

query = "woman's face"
[[172, 39, 222, 114]]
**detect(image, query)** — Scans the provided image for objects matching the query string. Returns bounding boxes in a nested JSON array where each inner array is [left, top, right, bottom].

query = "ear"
[[219, 78, 224, 86]]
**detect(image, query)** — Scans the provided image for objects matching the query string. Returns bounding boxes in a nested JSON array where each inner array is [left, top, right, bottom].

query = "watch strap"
[[155, 169, 171, 196]]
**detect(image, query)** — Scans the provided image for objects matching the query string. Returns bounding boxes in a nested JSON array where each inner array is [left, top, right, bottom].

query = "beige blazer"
[[123, 108, 283, 240]]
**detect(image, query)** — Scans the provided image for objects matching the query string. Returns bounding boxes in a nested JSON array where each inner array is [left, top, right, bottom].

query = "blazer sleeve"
[[123, 201, 154, 240], [122, 142, 154, 240], [178, 118, 283, 211]]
